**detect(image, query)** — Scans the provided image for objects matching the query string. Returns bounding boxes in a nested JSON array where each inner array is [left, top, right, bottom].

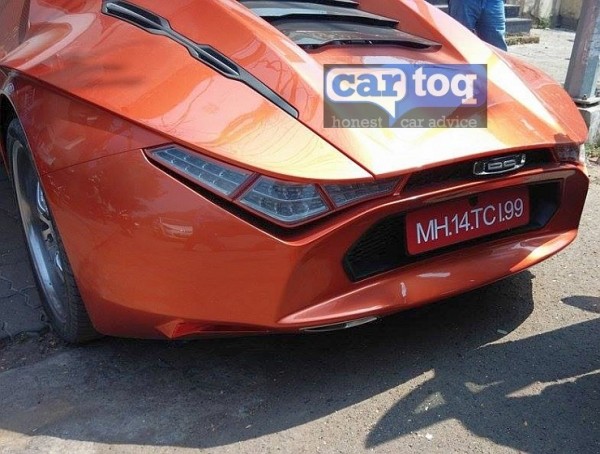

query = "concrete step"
[[430, 2, 532, 36], [436, 4, 520, 18], [505, 5, 521, 18], [506, 17, 533, 35]]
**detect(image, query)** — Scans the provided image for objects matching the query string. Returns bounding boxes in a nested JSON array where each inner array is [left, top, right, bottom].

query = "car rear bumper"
[[43, 150, 589, 339]]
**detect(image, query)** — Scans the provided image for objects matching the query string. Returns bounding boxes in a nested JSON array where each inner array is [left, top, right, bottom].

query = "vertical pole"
[[565, 0, 600, 104]]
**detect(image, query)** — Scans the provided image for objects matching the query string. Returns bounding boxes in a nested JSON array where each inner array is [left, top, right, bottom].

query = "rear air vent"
[[102, 0, 298, 118], [241, 0, 441, 50], [242, 0, 398, 26]]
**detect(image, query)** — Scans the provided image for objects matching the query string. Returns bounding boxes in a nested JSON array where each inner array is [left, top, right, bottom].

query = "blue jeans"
[[449, 0, 508, 51]]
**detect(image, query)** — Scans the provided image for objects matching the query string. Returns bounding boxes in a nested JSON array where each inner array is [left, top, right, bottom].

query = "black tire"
[[6, 118, 99, 343]]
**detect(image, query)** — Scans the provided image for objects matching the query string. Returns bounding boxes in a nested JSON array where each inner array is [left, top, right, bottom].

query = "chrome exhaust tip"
[[301, 316, 378, 333]]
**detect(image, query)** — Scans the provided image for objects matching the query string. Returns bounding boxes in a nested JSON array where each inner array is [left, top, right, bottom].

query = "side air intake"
[[102, 0, 299, 118], [103, 0, 165, 33]]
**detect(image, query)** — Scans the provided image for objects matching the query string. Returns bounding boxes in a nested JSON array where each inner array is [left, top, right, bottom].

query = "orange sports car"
[[0, 0, 589, 342]]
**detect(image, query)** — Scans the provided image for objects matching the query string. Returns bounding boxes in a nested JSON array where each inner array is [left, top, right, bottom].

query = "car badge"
[[473, 153, 527, 176]]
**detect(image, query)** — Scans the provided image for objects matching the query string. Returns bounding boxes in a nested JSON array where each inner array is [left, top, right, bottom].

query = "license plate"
[[405, 187, 530, 255]]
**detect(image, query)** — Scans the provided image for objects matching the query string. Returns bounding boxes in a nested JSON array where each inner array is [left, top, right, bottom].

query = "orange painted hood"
[[3, 0, 588, 180], [137, 0, 589, 177]]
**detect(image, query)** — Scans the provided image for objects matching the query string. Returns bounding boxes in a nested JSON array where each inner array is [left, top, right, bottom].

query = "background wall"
[[512, 0, 582, 29], [559, 0, 582, 29]]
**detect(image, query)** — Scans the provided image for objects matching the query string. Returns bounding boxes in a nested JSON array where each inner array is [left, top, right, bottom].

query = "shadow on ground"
[[367, 303, 599, 452], [563, 295, 600, 314], [1, 271, 598, 452]]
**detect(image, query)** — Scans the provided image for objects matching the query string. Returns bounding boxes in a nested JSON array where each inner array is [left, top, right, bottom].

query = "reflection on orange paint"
[[0, 0, 590, 339]]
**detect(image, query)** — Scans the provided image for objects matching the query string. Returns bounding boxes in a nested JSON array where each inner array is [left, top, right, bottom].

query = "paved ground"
[[0, 29, 599, 453], [0, 168, 46, 339], [511, 29, 578, 85]]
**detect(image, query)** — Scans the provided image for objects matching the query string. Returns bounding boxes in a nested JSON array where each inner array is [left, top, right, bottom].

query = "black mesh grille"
[[344, 215, 406, 280], [344, 182, 560, 281]]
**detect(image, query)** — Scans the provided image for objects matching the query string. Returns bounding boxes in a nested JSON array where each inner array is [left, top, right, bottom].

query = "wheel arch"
[[0, 92, 18, 173]]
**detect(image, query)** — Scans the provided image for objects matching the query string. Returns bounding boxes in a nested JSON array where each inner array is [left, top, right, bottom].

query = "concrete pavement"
[[511, 28, 578, 85], [0, 166, 46, 340]]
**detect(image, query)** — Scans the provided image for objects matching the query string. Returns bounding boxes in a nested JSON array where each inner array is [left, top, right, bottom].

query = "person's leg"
[[448, 0, 482, 33], [477, 0, 508, 51]]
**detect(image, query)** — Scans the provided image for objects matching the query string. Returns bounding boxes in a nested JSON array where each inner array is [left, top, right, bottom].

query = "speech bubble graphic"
[[411, 66, 483, 106], [324, 64, 488, 128], [325, 67, 407, 119]]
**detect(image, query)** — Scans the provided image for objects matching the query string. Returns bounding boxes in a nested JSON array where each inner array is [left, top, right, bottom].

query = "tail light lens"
[[152, 146, 253, 196], [147, 145, 400, 226], [324, 179, 398, 207], [555, 144, 586, 164], [240, 177, 329, 224]]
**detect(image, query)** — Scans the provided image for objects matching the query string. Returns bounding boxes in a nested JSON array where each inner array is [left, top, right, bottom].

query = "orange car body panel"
[[41, 150, 587, 338], [0, 0, 590, 338]]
